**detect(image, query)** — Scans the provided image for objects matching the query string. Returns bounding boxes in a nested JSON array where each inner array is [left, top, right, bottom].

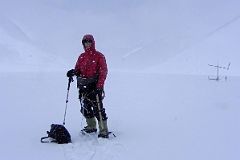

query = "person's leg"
[[79, 89, 97, 133], [92, 94, 109, 138]]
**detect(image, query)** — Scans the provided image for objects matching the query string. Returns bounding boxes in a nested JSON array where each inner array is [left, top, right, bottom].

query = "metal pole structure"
[[208, 63, 230, 81]]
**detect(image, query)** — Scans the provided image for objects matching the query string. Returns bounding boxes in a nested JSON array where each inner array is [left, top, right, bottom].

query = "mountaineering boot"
[[98, 120, 109, 138], [82, 117, 97, 133]]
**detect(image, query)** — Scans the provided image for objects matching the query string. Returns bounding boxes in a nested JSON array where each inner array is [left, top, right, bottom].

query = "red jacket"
[[75, 34, 108, 89]]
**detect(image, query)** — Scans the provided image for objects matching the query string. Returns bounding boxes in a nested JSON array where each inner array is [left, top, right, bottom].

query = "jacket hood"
[[82, 34, 96, 52]]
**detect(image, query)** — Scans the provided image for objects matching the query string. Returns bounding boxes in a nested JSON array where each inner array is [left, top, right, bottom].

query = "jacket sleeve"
[[74, 56, 81, 76], [97, 54, 108, 89]]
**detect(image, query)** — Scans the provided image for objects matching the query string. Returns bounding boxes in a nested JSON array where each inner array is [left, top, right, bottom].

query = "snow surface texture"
[[0, 0, 240, 160], [0, 72, 239, 160]]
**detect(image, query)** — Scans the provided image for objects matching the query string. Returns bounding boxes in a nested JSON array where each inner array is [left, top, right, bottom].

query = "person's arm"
[[97, 54, 108, 89]]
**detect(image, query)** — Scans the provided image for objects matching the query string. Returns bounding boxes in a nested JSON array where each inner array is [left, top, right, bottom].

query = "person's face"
[[82, 39, 93, 49], [84, 42, 92, 49]]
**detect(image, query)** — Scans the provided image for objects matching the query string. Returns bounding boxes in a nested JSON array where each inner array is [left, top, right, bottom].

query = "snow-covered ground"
[[0, 72, 239, 160], [1, 0, 240, 160]]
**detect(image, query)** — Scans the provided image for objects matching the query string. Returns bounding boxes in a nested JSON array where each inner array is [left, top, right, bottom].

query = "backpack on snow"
[[41, 124, 71, 144]]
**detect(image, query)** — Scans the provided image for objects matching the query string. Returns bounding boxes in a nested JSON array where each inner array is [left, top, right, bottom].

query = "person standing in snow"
[[67, 34, 109, 138]]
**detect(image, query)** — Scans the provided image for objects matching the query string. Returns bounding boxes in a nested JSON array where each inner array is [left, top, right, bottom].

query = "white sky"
[[0, 0, 240, 73]]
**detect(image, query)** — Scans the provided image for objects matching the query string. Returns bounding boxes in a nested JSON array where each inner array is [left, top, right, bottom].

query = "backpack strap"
[[40, 136, 57, 143]]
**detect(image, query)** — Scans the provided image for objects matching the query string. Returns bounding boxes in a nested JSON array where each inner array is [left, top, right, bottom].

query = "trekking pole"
[[96, 94, 116, 137], [63, 76, 74, 125], [96, 94, 104, 130]]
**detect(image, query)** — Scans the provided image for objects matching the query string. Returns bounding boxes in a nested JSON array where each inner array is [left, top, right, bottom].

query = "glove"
[[94, 88, 104, 99], [66, 69, 75, 77]]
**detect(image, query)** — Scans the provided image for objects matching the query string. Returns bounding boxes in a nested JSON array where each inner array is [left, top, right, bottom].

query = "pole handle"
[[67, 77, 74, 90]]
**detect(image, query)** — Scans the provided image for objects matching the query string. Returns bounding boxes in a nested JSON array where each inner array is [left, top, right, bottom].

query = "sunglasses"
[[82, 39, 93, 44]]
